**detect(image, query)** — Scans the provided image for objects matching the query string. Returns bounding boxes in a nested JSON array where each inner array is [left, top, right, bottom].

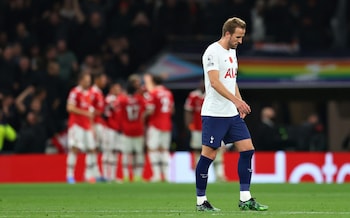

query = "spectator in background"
[[74, 11, 106, 62], [129, 11, 154, 72], [15, 56, 37, 95], [59, 0, 85, 24], [104, 36, 131, 81], [3, 0, 32, 39], [0, 108, 17, 152], [0, 32, 8, 50], [264, 0, 295, 43], [0, 92, 18, 152], [1, 91, 19, 131], [254, 106, 287, 151], [200, 0, 228, 35], [13, 22, 36, 55], [29, 44, 45, 73], [13, 111, 46, 153], [155, 0, 190, 38], [296, 113, 327, 151], [298, 0, 336, 51], [11, 42, 23, 65], [15, 86, 49, 137], [186, 0, 204, 36], [0, 46, 17, 95], [37, 10, 69, 50], [56, 39, 79, 84], [108, 0, 134, 37], [42, 45, 57, 71], [251, 0, 266, 43], [40, 61, 66, 136]]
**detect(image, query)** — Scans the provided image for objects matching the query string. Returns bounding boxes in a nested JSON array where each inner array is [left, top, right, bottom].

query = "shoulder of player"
[[203, 42, 220, 55]]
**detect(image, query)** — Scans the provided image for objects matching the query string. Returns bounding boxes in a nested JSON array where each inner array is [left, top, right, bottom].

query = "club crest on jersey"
[[224, 67, 237, 79]]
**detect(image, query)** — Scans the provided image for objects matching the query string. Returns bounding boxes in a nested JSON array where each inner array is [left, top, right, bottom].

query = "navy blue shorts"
[[202, 115, 251, 149]]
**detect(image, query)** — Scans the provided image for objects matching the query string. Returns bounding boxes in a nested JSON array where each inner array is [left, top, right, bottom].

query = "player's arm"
[[184, 109, 193, 128], [235, 83, 248, 119], [207, 70, 250, 114], [66, 102, 93, 118], [184, 96, 193, 127]]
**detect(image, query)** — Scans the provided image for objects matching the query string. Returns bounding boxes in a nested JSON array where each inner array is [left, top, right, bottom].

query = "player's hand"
[[235, 99, 251, 115], [240, 112, 247, 119], [86, 111, 94, 119]]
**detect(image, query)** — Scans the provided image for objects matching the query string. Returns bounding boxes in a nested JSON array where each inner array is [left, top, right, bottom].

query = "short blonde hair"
[[222, 17, 246, 36]]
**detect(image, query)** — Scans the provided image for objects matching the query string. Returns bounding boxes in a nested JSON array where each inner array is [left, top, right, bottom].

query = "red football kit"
[[105, 93, 121, 131], [146, 86, 174, 131], [89, 85, 106, 125], [184, 89, 205, 131], [118, 93, 146, 137], [67, 86, 92, 130]]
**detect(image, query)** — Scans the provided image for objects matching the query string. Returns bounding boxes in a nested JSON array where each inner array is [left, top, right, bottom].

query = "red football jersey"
[[90, 85, 106, 125], [67, 86, 92, 130], [105, 93, 121, 131], [146, 86, 174, 131], [118, 93, 146, 137], [184, 89, 204, 131]]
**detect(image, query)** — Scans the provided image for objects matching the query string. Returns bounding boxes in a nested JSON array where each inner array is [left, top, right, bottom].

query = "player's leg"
[[92, 124, 103, 181], [228, 115, 268, 211], [85, 128, 98, 183], [147, 126, 161, 182], [190, 130, 202, 169], [133, 136, 145, 181], [121, 135, 132, 182], [101, 128, 110, 181], [213, 142, 227, 182], [196, 116, 226, 211], [159, 130, 171, 182], [111, 131, 121, 182], [66, 125, 84, 184]]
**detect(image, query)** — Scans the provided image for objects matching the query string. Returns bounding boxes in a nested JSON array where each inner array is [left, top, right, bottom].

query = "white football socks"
[[240, 191, 252, 202], [197, 196, 207, 205]]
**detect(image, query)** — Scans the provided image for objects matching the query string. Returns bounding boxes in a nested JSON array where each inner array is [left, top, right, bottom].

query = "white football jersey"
[[201, 42, 239, 117]]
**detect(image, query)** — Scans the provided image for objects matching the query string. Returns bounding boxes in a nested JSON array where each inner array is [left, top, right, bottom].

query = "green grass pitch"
[[0, 182, 349, 218]]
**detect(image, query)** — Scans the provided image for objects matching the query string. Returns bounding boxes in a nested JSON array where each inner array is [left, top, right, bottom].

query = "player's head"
[[128, 74, 142, 90], [126, 74, 141, 95], [222, 17, 246, 49], [151, 74, 163, 86], [78, 70, 91, 89], [92, 71, 107, 89], [109, 80, 123, 95], [261, 107, 275, 122]]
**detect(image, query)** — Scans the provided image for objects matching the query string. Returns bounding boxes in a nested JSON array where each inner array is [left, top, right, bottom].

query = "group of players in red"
[[65, 70, 174, 183]]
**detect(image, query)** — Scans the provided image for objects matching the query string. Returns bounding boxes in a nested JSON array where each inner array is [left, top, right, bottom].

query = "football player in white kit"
[[195, 17, 268, 212]]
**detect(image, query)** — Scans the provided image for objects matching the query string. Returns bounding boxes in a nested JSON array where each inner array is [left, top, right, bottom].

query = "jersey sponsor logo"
[[224, 68, 237, 79]]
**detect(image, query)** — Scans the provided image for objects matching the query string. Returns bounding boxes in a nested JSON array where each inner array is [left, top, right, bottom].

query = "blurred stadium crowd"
[[0, 0, 348, 153]]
